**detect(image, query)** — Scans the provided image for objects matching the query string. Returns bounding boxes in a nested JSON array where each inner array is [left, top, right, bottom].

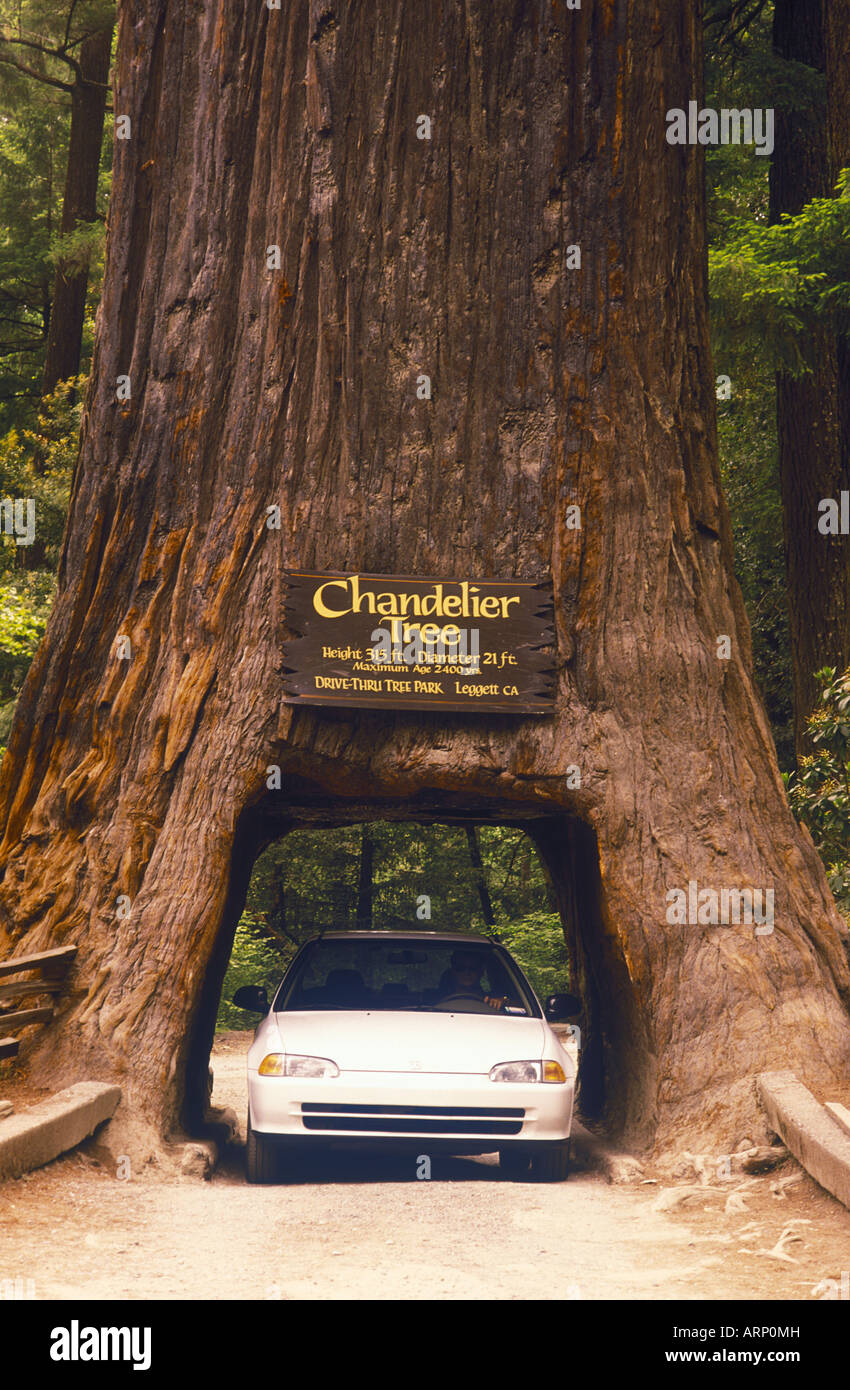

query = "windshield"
[[273, 938, 540, 1016]]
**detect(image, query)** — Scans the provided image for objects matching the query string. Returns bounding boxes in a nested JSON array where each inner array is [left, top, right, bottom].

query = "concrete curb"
[[0, 1081, 122, 1180], [757, 1070, 850, 1212], [825, 1101, 850, 1142]]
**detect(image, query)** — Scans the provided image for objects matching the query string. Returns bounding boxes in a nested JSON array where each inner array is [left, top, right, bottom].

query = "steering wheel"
[[433, 991, 506, 1013]]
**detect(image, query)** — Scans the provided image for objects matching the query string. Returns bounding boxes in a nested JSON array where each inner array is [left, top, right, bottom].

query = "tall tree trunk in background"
[[823, 0, 850, 609], [355, 827, 373, 930], [771, 0, 850, 758], [41, 26, 112, 396], [466, 827, 496, 928], [0, 1, 848, 1159]]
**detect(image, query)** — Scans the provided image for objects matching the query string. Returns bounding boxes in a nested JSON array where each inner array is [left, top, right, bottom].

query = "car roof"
[[306, 930, 497, 944]]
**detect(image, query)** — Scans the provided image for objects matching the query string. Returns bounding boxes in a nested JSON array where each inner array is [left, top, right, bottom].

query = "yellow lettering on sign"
[[313, 579, 350, 617]]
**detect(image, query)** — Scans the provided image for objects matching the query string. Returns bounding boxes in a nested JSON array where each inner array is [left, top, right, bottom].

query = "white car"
[[233, 930, 580, 1183]]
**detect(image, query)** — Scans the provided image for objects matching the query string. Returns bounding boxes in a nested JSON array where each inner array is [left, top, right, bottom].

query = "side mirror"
[[545, 992, 581, 1022], [232, 984, 270, 1014]]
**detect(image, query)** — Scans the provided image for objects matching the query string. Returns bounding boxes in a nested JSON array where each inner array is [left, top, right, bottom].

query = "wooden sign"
[[283, 572, 555, 713]]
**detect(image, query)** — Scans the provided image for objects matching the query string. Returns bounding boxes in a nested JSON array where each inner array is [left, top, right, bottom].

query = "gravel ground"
[[0, 1034, 848, 1301]]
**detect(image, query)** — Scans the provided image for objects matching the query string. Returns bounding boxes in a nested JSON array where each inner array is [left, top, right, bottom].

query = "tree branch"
[[2, 34, 84, 82], [705, 0, 769, 44], [726, 1, 769, 45], [705, 0, 744, 25], [64, 0, 80, 54], [0, 51, 74, 93], [0, 341, 43, 353], [498, 836, 522, 896]]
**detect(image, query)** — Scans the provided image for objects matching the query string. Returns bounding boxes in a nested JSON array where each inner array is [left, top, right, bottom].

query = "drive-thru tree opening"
[[188, 806, 594, 1139], [0, 2, 849, 1161], [198, 814, 581, 1130]]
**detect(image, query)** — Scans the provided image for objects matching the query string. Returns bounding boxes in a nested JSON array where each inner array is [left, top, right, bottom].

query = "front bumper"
[[249, 1068, 574, 1146]]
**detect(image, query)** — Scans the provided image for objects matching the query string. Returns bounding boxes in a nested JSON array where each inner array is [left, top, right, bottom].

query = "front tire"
[[499, 1147, 531, 1180], [529, 1138, 570, 1182], [245, 1113, 279, 1184]]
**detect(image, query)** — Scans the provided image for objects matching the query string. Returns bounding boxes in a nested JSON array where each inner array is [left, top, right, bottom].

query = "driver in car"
[[440, 948, 506, 1010]]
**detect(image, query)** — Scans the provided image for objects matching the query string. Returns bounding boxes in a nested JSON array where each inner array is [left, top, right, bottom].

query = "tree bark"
[[771, 0, 850, 758], [0, 0, 848, 1158], [41, 26, 112, 396]]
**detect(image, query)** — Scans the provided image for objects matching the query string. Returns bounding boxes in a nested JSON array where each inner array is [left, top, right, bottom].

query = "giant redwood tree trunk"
[[1, 0, 849, 1157]]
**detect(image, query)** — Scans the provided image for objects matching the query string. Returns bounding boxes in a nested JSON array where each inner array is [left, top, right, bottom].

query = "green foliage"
[[716, 357, 794, 768], [232, 822, 555, 937], [47, 220, 106, 277], [0, 2, 114, 425], [710, 171, 850, 375], [704, 1, 780, 247], [0, 74, 66, 415], [217, 919, 293, 1031], [0, 580, 48, 719], [786, 667, 850, 910], [498, 911, 571, 1000], [0, 582, 47, 655], [704, 3, 801, 773], [0, 379, 77, 709], [0, 377, 77, 557], [0, 0, 115, 36]]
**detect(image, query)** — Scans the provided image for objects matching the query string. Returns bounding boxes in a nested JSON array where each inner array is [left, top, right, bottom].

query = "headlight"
[[258, 1053, 339, 1078], [490, 1060, 540, 1083], [489, 1060, 567, 1084], [285, 1055, 339, 1077]]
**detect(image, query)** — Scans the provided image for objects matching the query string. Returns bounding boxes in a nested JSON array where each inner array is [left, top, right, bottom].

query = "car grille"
[[300, 1103, 525, 1136]]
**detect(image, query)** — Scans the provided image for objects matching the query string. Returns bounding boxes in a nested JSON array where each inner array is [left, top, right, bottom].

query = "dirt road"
[[0, 1036, 848, 1301]]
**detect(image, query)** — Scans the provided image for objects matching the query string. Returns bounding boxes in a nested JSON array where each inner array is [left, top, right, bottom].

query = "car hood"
[[268, 1009, 547, 1073]]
